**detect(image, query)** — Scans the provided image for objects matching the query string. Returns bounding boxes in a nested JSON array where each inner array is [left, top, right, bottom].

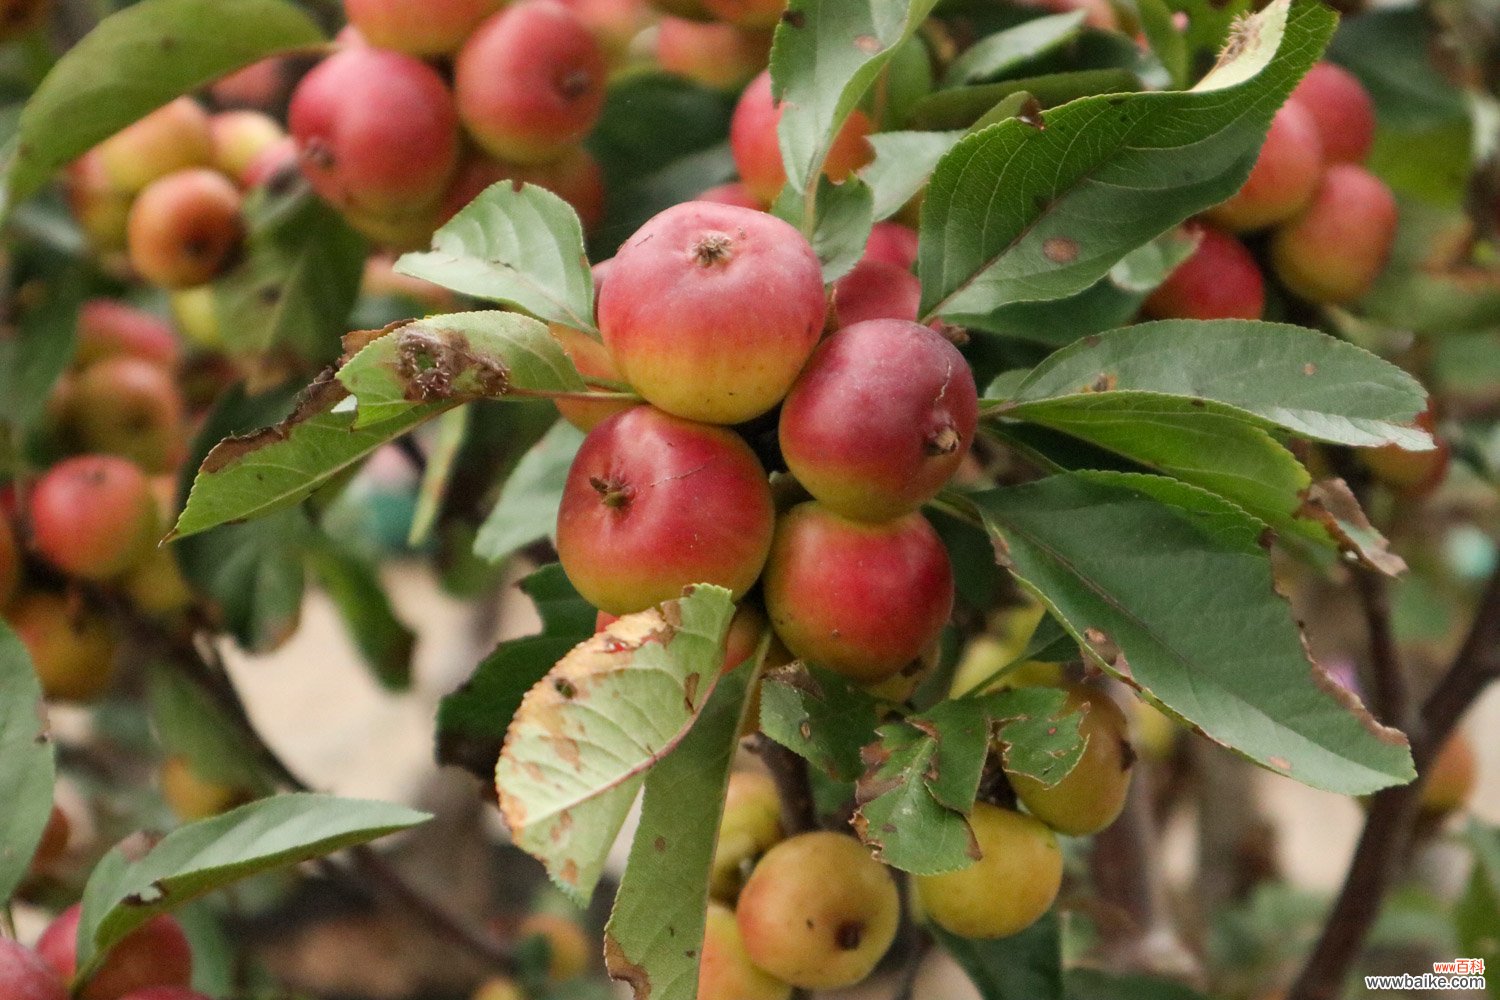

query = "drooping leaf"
[[944, 11, 1089, 86], [75, 794, 428, 976], [979, 685, 1085, 787], [336, 312, 586, 428], [473, 419, 585, 566], [496, 587, 736, 903], [0, 622, 55, 905], [969, 472, 1416, 795], [858, 130, 963, 220], [396, 184, 596, 334], [604, 664, 754, 1000], [305, 539, 416, 691], [5, 0, 324, 208], [759, 661, 883, 782], [770, 0, 941, 195], [1003, 320, 1433, 449], [918, 0, 1334, 324], [932, 913, 1064, 1000]]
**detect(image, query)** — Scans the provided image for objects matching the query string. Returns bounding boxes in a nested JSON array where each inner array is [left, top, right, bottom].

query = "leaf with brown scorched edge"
[[395, 183, 596, 334], [1298, 479, 1406, 576], [977, 686, 1087, 789], [759, 661, 882, 782], [335, 311, 586, 429], [497, 586, 736, 904], [604, 663, 755, 1000], [1003, 320, 1433, 450], [968, 472, 1416, 795], [169, 371, 449, 540], [854, 711, 983, 876], [918, 0, 1333, 323]]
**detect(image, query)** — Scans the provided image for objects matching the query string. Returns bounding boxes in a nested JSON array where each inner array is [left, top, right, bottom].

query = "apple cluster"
[[0, 905, 201, 1000], [1144, 61, 1397, 321], [285, 0, 609, 250]]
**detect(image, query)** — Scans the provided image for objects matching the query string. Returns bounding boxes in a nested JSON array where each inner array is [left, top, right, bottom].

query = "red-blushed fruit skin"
[[779, 320, 978, 522], [1291, 62, 1376, 165], [441, 147, 606, 232], [696, 182, 764, 210], [75, 300, 181, 370], [114, 990, 213, 1000], [700, 903, 792, 1000], [549, 260, 630, 430], [556, 406, 775, 615], [599, 201, 827, 424], [343, 0, 507, 55], [56, 357, 187, 473], [209, 57, 288, 111], [560, 0, 654, 67], [1362, 407, 1450, 497], [67, 151, 133, 254], [864, 221, 918, 271], [1, 509, 24, 608], [731, 70, 874, 204], [455, 1, 608, 165], [763, 503, 954, 684], [1204, 100, 1323, 232], [703, 0, 783, 28], [655, 17, 771, 91], [29, 456, 160, 580], [289, 47, 461, 216], [829, 258, 921, 328], [126, 169, 244, 289], [95, 98, 214, 195], [1270, 163, 1398, 305], [0, 939, 68, 1000], [37, 905, 193, 1000], [1141, 225, 1265, 321], [5, 594, 118, 702], [1420, 732, 1477, 815], [240, 136, 299, 190], [208, 111, 285, 185]]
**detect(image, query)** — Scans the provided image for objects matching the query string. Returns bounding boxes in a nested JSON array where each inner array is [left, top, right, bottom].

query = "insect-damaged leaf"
[[497, 586, 736, 904]]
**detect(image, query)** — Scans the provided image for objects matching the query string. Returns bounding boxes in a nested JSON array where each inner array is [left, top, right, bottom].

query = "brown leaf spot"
[[394, 326, 510, 403], [1303, 363, 1317, 376], [200, 370, 348, 473], [1310, 661, 1411, 748], [1042, 237, 1079, 264], [854, 34, 880, 52], [654, 835, 667, 853], [604, 933, 651, 999], [1297, 479, 1406, 576], [1087, 372, 1118, 393], [780, 9, 805, 27]]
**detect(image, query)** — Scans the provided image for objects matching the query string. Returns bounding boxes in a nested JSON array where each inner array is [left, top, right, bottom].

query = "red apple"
[[779, 319, 977, 522], [1361, 406, 1449, 497], [37, 905, 192, 1000], [126, 168, 244, 289], [1270, 163, 1398, 304], [655, 17, 770, 91], [29, 456, 160, 580], [209, 57, 289, 111], [75, 300, 181, 370], [702, 0, 783, 28], [66, 151, 133, 254], [1205, 99, 1323, 232], [1291, 62, 1377, 165], [5, 594, 119, 702], [762, 502, 954, 684], [863, 221, 918, 271], [730, 70, 874, 204], [343, 0, 507, 55], [208, 111, 285, 186], [0, 939, 67, 1000], [94, 98, 213, 195], [598, 201, 826, 424], [1141, 224, 1264, 320], [560, 0, 655, 67], [829, 258, 921, 328], [696, 182, 763, 209], [556, 406, 774, 614], [442, 147, 606, 232], [54, 357, 187, 474], [455, 1, 607, 165]]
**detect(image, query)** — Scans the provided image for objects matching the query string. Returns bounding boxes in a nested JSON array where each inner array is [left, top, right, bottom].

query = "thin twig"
[[755, 736, 818, 835], [1351, 568, 1410, 729], [1290, 565, 1500, 1000]]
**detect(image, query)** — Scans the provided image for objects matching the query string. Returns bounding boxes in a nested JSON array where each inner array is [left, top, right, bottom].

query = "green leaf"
[[907, 69, 1140, 131], [408, 404, 470, 547], [1066, 969, 1209, 1000], [759, 661, 882, 782], [1133, 0, 1190, 90], [943, 11, 1088, 86], [214, 183, 366, 367], [1005, 320, 1433, 449], [980, 686, 1085, 786], [178, 509, 311, 652], [146, 666, 272, 793], [858, 130, 963, 220], [436, 565, 595, 780], [603, 664, 754, 1000], [497, 587, 736, 903], [171, 377, 447, 540], [5, 0, 324, 208], [473, 419, 585, 566], [1456, 822, 1500, 991], [918, 0, 1334, 323], [932, 913, 1063, 1000], [0, 267, 82, 431], [395, 184, 596, 334], [969, 472, 1416, 795], [769, 0, 941, 195], [1362, 201, 1500, 335], [775, 175, 874, 281], [305, 540, 416, 691], [853, 703, 986, 875], [0, 622, 55, 905], [75, 794, 428, 976]]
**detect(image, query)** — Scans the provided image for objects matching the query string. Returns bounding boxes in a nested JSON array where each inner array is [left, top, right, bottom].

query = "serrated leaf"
[[336, 312, 585, 428], [933, 915, 1063, 1000], [474, 420, 586, 565], [774, 175, 874, 281], [497, 587, 736, 903], [770, 0, 941, 195], [979, 686, 1086, 787], [0, 622, 55, 905], [969, 472, 1416, 795], [759, 662, 882, 782], [944, 11, 1088, 86], [437, 565, 595, 780], [396, 184, 596, 334], [1005, 320, 1433, 449], [918, 0, 1334, 323], [306, 540, 416, 691], [854, 715, 981, 875], [604, 664, 754, 1000], [75, 794, 428, 975], [858, 130, 963, 220], [4, 0, 324, 209], [214, 183, 365, 366]]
